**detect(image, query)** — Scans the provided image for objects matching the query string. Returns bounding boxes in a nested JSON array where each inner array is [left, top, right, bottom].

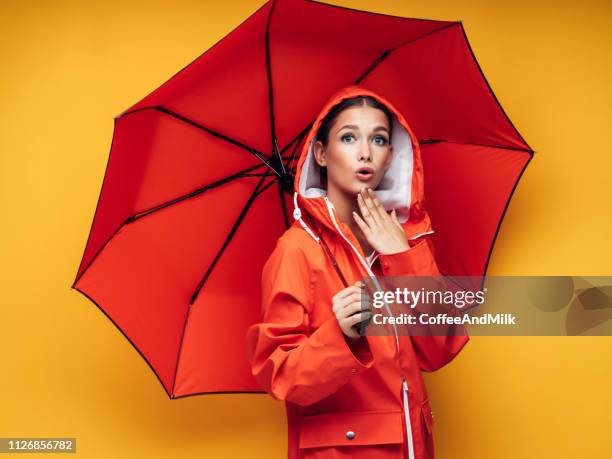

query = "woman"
[[245, 85, 469, 459]]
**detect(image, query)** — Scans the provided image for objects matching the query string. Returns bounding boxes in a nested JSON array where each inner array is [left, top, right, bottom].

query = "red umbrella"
[[72, 0, 532, 399]]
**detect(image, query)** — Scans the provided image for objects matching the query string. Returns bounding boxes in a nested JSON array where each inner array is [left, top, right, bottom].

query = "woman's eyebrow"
[[337, 124, 359, 131], [337, 124, 389, 133]]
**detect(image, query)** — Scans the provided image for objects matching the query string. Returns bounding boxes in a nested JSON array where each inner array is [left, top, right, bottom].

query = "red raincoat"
[[245, 85, 469, 459]]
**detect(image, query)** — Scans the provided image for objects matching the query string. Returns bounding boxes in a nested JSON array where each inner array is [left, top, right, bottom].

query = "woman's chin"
[[332, 179, 381, 197], [339, 185, 373, 198], [351, 177, 379, 192]]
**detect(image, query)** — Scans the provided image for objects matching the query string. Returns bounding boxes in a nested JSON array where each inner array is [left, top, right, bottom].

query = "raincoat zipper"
[[323, 196, 415, 459]]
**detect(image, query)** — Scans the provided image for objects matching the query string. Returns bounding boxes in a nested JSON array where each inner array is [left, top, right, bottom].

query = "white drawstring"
[[293, 192, 320, 243], [410, 229, 435, 240]]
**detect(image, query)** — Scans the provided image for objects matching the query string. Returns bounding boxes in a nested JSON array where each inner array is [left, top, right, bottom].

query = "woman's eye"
[[341, 134, 355, 143], [374, 136, 388, 145]]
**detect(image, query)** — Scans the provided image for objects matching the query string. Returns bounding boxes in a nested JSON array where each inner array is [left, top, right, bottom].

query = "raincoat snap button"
[[351, 368, 357, 374], [345, 431, 356, 440]]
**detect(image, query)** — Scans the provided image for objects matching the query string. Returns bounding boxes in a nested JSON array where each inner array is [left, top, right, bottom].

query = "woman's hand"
[[352, 187, 409, 255], [332, 281, 372, 340]]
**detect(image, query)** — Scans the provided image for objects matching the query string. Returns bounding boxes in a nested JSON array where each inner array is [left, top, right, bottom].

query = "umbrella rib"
[[419, 138, 534, 154], [277, 179, 290, 229], [276, 23, 459, 166], [188, 172, 275, 306], [72, 163, 267, 288], [355, 21, 533, 153], [125, 164, 270, 224], [156, 106, 280, 176], [120, 106, 280, 177], [354, 22, 459, 84], [170, 171, 274, 398], [281, 21, 530, 164], [265, 0, 286, 174]]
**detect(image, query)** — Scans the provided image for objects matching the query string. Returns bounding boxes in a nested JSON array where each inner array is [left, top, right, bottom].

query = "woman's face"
[[313, 104, 393, 197]]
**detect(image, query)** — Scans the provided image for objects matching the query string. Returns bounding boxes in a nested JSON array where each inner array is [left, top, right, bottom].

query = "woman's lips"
[[356, 169, 374, 182]]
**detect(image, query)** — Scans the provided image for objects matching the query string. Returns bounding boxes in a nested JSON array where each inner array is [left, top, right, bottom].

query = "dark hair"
[[316, 96, 393, 147], [315, 95, 394, 187]]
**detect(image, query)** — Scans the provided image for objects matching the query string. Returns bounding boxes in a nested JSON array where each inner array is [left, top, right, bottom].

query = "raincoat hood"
[[292, 85, 433, 246]]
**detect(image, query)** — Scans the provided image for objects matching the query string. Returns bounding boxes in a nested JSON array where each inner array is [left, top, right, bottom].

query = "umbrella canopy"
[[72, 0, 532, 399]]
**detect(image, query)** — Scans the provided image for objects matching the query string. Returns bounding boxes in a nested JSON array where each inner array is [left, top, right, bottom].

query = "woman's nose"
[[359, 142, 372, 161]]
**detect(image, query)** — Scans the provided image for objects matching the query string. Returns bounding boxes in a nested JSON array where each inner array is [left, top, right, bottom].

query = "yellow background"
[[1, 0, 610, 458]]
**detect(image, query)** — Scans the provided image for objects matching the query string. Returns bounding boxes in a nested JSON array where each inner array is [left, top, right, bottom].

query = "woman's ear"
[[313, 140, 327, 167]]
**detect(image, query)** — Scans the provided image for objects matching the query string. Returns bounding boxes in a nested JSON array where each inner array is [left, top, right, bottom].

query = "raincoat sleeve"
[[377, 235, 470, 372], [245, 236, 375, 407]]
